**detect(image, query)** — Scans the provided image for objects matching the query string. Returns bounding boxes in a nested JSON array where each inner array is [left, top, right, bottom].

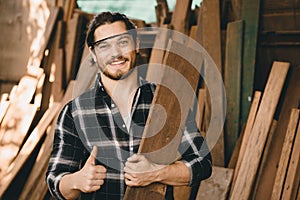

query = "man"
[[46, 12, 212, 200]]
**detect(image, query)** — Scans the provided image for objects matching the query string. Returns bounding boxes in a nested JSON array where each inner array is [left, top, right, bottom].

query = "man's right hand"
[[74, 146, 107, 193]]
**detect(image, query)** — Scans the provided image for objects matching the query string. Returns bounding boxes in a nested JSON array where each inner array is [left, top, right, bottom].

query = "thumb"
[[87, 146, 98, 165]]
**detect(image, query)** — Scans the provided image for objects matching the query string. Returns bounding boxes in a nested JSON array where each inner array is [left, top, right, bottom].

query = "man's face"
[[93, 21, 137, 80]]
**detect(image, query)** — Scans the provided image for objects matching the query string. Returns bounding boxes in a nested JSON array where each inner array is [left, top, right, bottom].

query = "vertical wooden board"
[[196, 89, 205, 132], [124, 40, 204, 200], [145, 26, 170, 84], [271, 109, 300, 200], [224, 20, 243, 161], [231, 91, 261, 188], [253, 66, 300, 200], [230, 61, 290, 200], [201, 0, 222, 72], [231, 0, 242, 20], [51, 20, 65, 102], [170, 0, 192, 35], [240, 0, 261, 130], [65, 13, 87, 83], [281, 121, 300, 200], [196, 166, 233, 200], [65, 13, 79, 84], [199, 0, 224, 167]]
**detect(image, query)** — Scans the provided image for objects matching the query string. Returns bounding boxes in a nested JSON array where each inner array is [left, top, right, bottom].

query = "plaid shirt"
[[46, 74, 212, 200]]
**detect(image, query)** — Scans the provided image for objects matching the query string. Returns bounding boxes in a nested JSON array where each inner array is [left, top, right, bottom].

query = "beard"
[[103, 69, 124, 80]]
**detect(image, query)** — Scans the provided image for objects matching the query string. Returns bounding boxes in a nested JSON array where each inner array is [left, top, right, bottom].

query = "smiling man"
[[46, 12, 212, 200]]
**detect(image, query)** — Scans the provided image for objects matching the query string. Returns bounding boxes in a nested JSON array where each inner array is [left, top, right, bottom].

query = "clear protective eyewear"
[[92, 32, 134, 54]]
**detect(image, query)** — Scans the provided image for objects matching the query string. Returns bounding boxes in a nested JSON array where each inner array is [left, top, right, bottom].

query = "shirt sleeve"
[[178, 110, 212, 186], [46, 103, 87, 200]]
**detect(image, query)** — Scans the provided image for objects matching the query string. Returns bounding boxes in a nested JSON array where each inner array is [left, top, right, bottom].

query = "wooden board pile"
[[0, 0, 299, 199]]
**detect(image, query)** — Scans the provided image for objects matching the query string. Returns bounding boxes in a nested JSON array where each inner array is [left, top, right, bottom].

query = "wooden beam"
[[224, 20, 243, 161], [0, 103, 37, 178], [196, 0, 224, 167], [253, 66, 300, 199], [196, 89, 205, 132], [230, 91, 261, 189], [196, 166, 233, 200], [231, 0, 242, 20], [0, 103, 61, 196], [19, 125, 54, 200], [281, 117, 300, 200], [251, 119, 277, 198], [124, 40, 204, 200], [230, 61, 290, 200], [145, 25, 170, 84], [271, 109, 300, 200], [240, 0, 261, 130], [170, 0, 192, 35]]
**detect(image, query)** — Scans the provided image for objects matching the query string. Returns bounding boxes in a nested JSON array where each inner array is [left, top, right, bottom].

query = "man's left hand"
[[124, 154, 166, 186]]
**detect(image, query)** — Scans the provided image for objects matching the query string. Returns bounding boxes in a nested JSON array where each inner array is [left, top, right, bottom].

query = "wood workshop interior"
[[0, 0, 299, 199]]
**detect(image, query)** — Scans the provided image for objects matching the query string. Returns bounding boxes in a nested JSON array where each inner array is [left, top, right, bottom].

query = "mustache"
[[106, 56, 129, 65]]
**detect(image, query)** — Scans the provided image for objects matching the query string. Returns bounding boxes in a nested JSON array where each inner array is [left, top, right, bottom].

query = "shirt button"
[[111, 103, 115, 108]]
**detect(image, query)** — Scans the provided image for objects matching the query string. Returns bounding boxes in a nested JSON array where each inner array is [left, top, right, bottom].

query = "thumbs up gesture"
[[76, 146, 107, 193]]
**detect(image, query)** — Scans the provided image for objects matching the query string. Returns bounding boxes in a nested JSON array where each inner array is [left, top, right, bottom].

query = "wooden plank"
[[50, 20, 65, 102], [0, 102, 61, 196], [34, 73, 45, 109], [0, 103, 37, 177], [251, 119, 278, 199], [27, 7, 61, 70], [230, 61, 290, 200], [63, 0, 76, 21], [13, 75, 38, 104], [19, 125, 54, 200], [240, 0, 261, 130], [224, 20, 243, 161], [196, 166, 233, 200], [124, 40, 204, 200], [65, 12, 87, 84], [281, 117, 300, 200], [271, 109, 300, 200], [145, 25, 170, 84], [27, 160, 49, 200], [231, 0, 242, 20], [253, 66, 300, 200], [230, 91, 261, 188], [198, 0, 224, 167], [282, 117, 300, 200], [196, 89, 205, 132], [170, 0, 192, 35]]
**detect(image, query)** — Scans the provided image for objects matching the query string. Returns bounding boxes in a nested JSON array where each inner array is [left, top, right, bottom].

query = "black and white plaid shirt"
[[46, 74, 212, 200]]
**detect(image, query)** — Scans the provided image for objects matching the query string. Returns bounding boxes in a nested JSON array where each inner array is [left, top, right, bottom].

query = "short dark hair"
[[86, 12, 137, 49]]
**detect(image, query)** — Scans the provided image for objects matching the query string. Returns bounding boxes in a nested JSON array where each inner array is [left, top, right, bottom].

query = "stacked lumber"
[[0, 0, 92, 198]]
